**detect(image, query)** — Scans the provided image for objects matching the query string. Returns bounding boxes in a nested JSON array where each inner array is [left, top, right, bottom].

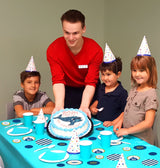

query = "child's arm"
[[115, 109, 155, 137], [15, 101, 55, 118], [89, 100, 98, 115], [31, 101, 55, 115], [14, 105, 40, 118], [104, 112, 124, 127]]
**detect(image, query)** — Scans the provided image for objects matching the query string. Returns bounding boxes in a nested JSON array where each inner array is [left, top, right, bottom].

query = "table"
[[0, 116, 160, 168]]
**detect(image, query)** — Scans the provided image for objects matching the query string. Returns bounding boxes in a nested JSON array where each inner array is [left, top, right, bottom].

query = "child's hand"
[[115, 128, 129, 137], [103, 121, 113, 127], [90, 107, 98, 115]]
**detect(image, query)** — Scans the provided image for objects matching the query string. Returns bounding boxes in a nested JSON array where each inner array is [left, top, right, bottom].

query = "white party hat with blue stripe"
[[116, 153, 127, 168], [137, 36, 151, 56], [26, 56, 37, 72], [103, 43, 116, 63], [67, 129, 80, 154]]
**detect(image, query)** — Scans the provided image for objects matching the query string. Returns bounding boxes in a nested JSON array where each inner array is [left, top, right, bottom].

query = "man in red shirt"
[[47, 9, 103, 118]]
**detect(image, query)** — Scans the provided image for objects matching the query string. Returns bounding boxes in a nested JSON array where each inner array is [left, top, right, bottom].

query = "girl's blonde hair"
[[130, 56, 157, 88]]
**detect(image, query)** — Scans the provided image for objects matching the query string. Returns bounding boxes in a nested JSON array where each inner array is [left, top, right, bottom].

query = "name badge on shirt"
[[78, 65, 88, 69]]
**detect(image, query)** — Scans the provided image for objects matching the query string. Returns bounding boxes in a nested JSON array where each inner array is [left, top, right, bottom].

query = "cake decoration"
[[47, 108, 93, 140]]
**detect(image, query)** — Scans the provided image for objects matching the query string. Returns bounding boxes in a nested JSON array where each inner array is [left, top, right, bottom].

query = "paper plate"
[[111, 132, 123, 142], [47, 118, 93, 140], [39, 150, 69, 163], [7, 127, 32, 136], [92, 119, 101, 126]]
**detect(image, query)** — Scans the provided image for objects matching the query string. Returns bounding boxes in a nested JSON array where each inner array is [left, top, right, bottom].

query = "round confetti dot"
[[12, 119, 21, 123], [134, 145, 146, 150], [12, 139, 21, 143], [95, 155, 104, 159], [92, 148, 105, 154], [123, 147, 131, 151], [87, 161, 100, 165], [96, 127, 104, 131], [25, 145, 33, 149], [1, 121, 10, 126], [127, 155, 140, 161], [88, 137, 97, 140], [149, 152, 157, 156], [57, 142, 67, 146], [67, 160, 83, 165], [142, 159, 158, 166], [107, 154, 121, 161], [23, 136, 35, 141], [36, 138, 52, 146], [57, 163, 65, 167]]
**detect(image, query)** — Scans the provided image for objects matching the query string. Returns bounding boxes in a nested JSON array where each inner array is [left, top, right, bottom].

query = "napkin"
[[40, 150, 67, 161], [116, 153, 127, 168], [67, 129, 80, 154], [10, 127, 30, 134]]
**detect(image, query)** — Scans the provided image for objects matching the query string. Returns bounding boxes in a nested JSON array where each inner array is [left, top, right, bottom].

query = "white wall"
[[0, 0, 105, 120], [104, 0, 160, 91]]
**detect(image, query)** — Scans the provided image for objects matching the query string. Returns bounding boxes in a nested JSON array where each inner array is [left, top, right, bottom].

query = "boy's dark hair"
[[61, 9, 85, 28], [20, 71, 41, 84], [100, 57, 122, 75]]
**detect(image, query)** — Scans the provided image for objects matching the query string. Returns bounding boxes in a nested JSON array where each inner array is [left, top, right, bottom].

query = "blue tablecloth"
[[0, 116, 160, 168]]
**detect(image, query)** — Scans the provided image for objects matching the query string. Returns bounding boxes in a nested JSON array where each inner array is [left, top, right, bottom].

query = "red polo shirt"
[[47, 36, 103, 87]]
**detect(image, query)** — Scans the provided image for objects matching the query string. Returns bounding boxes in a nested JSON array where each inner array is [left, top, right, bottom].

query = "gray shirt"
[[123, 87, 158, 144], [13, 89, 52, 111]]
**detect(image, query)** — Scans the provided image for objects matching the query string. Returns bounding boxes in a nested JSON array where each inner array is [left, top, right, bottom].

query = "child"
[[13, 56, 55, 118], [90, 43, 128, 126], [114, 36, 158, 145]]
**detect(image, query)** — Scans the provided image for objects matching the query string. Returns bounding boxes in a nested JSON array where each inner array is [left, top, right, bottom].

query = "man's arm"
[[52, 83, 65, 113], [79, 85, 95, 118]]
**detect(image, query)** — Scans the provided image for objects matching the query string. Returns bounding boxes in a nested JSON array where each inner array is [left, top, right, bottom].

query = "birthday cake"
[[47, 108, 92, 140]]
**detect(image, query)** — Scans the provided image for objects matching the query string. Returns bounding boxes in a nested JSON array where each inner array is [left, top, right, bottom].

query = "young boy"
[[13, 56, 55, 118], [90, 43, 128, 126]]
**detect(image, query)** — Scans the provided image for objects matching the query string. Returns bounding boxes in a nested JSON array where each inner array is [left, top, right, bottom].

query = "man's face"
[[62, 20, 86, 49]]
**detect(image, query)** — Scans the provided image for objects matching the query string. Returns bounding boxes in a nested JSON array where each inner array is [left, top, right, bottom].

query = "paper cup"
[[34, 121, 45, 135], [98, 130, 112, 149], [79, 140, 92, 159], [23, 112, 33, 127]]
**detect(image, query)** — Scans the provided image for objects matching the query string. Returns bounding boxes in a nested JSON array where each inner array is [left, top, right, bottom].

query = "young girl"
[[114, 55, 158, 145], [90, 43, 128, 126]]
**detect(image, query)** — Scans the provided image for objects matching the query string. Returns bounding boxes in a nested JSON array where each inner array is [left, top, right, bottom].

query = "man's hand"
[[79, 107, 91, 118]]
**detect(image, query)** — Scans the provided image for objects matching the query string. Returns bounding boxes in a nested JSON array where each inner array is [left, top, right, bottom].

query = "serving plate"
[[47, 118, 93, 140]]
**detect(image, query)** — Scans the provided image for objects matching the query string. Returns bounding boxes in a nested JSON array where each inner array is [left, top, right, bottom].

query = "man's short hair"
[[61, 9, 85, 28]]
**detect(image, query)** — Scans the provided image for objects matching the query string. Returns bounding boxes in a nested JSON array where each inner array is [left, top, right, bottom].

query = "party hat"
[[103, 42, 116, 63], [137, 36, 151, 56], [26, 56, 37, 72], [34, 109, 47, 127], [116, 154, 127, 168], [67, 129, 80, 154]]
